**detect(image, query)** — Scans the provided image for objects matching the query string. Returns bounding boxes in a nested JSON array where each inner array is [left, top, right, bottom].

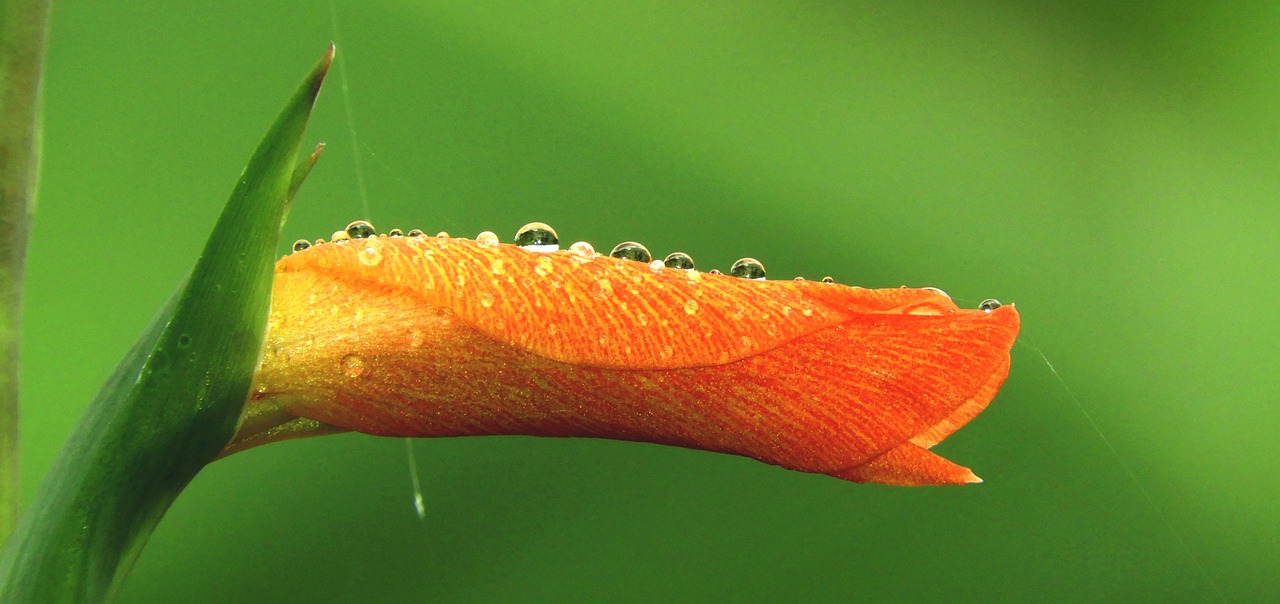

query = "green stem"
[[0, 0, 51, 544]]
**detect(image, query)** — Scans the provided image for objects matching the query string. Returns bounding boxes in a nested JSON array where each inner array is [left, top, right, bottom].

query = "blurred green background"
[[21, 1, 1277, 601]]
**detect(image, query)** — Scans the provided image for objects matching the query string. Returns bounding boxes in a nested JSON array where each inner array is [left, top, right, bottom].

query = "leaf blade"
[[0, 46, 331, 602]]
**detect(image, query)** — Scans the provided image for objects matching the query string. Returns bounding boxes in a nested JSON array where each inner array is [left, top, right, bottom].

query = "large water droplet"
[[476, 231, 499, 248], [514, 222, 560, 252], [923, 287, 951, 299], [346, 220, 376, 239], [730, 258, 766, 280], [663, 252, 695, 270], [610, 241, 651, 263], [340, 354, 366, 378], [684, 299, 699, 314], [292, 239, 311, 252], [408, 229, 425, 237], [979, 298, 1003, 311], [569, 241, 596, 258]]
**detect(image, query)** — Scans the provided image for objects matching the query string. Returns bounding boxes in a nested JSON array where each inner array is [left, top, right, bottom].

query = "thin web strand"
[[1019, 340, 1224, 602]]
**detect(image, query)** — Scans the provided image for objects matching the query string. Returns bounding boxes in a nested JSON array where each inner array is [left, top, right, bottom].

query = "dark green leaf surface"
[[0, 47, 330, 602]]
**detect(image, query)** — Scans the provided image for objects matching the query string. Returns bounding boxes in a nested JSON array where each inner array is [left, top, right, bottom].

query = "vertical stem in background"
[[0, 0, 51, 543]]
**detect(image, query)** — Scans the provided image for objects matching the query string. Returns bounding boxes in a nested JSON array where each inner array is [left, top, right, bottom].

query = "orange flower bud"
[[227, 229, 1019, 486]]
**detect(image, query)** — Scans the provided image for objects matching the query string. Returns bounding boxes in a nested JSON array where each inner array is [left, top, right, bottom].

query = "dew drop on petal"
[[923, 287, 951, 299], [609, 241, 651, 263], [490, 258, 505, 275], [979, 298, 1003, 311], [388, 228, 404, 237], [340, 354, 366, 378], [331, 230, 351, 243], [730, 258, 766, 280], [480, 292, 495, 308], [684, 299, 699, 314], [358, 240, 383, 266], [291, 239, 311, 252], [569, 241, 596, 258], [514, 222, 560, 252], [346, 220, 376, 239], [436, 231, 450, 239], [821, 276, 835, 284], [708, 269, 722, 275], [793, 276, 805, 282], [476, 231, 499, 248], [663, 252, 695, 270], [408, 229, 425, 237], [648, 260, 664, 272], [535, 256, 554, 276], [593, 279, 613, 300]]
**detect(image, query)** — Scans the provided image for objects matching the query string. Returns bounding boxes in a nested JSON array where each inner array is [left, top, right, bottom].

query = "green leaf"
[[0, 45, 332, 602]]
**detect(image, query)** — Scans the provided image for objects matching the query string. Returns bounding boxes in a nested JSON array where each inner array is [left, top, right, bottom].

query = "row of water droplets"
[[289, 220, 1003, 311]]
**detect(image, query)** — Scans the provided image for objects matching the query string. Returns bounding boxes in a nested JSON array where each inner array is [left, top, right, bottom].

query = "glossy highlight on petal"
[[229, 231, 1020, 486]]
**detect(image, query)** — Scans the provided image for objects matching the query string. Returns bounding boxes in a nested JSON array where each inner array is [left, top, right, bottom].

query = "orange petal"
[[231, 234, 1020, 485]]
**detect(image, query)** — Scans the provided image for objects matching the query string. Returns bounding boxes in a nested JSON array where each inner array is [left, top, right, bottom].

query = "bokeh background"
[[22, 1, 1278, 601]]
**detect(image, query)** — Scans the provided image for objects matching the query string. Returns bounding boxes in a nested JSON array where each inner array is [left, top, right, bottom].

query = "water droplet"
[[637, 313, 649, 326], [358, 239, 383, 266], [490, 258, 505, 275], [979, 298, 1003, 311], [730, 258, 766, 280], [408, 229, 425, 237], [593, 279, 613, 300], [821, 276, 835, 284], [292, 239, 311, 252], [340, 354, 366, 378], [436, 231, 449, 239], [802, 306, 814, 317], [456, 273, 466, 287], [346, 220, 376, 239], [331, 230, 351, 243], [514, 222, 560, 252], [661, 345, 674, 359], [476, 231, 499, 248], [663, 252, 695, 270], [548, 323, 558, 336], [684, 299, 699, 314], [923, 287, 951, 299], [177, 334, 192, 349], [314, 238, 326, 245], [480, 292, 495, 308], [569, 241, 595, 259], [648, 260, 664, 272], [793, 276, 805, 282], [609, 241, 651, 263], [708, 269, 722, 275], [388, 228, 404, 237], [534, 256, 554, 276]]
